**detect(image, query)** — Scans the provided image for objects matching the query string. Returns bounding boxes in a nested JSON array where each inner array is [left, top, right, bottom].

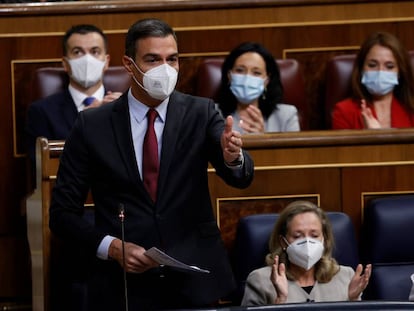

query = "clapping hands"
[[239, 105, 265, 133], [348, 264, 372, 300], [270, 255, 289, 304], [361, 100, 381, 129]]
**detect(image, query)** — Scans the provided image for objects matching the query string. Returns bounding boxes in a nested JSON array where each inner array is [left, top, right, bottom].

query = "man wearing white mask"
[[25, 24, 122, 165], [49, 18, 254, 310], [242, 200, 371, 306]]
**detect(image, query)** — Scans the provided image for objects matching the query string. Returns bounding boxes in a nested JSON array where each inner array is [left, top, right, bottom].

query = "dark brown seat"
[[324, 54, 356, 129], [30, 66, 130, 102], [195, 58, 308, 130]]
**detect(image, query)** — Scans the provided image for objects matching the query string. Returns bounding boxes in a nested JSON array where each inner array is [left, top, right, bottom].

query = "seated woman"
[[332, 31, 414, 129], [241, 200, 371, 306], [217, 42, 300, 134]]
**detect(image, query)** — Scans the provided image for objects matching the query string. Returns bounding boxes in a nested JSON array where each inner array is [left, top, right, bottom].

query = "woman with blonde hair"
[[241, 201, 371, 306]]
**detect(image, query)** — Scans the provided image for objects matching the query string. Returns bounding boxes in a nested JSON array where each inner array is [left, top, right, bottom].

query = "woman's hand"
[[361, 100, 381, 129], [270, 255, 288, 304], [239, 105, 265, 133], [348, 264, 372, 301]]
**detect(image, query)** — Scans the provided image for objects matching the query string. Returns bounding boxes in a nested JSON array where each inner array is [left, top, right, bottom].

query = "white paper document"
[[144, 247, 210, 273]]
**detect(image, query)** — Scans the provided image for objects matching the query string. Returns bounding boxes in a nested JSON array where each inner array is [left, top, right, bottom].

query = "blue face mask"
[[361, 70, 399, 96], [229, 73, 265, 104]]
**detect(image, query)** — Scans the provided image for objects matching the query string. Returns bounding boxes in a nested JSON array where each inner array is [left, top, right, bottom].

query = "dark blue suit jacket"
[[25, 89, 78, 164], [49, 91, 254, 309]]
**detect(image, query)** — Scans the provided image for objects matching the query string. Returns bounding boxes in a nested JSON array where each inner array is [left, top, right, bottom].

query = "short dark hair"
[[217, 42, 284, 119], [125, 18, 177, 59], [62, 24, 108, 56]]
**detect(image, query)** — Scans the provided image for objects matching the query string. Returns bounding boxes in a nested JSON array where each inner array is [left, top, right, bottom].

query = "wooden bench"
[[27, 129, 414, 310], [26, 137, 65, 311]]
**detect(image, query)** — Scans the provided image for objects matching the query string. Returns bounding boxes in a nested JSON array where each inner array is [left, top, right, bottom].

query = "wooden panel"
[[342, 166, 414, 238], [210, 168, 340, 251], [208, 129, 414, 249]]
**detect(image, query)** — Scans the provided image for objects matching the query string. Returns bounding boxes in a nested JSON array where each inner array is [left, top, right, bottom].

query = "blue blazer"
[[49, 91, 254, 309]]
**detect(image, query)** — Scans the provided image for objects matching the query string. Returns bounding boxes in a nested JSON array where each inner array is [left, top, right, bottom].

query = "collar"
[[68, 84, 105, 112], [127, 88, 168, 125]]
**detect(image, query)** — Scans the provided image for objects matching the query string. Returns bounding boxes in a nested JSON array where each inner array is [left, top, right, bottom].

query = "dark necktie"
[[143, 108, 159, 202], [83, 96, 96, 107]]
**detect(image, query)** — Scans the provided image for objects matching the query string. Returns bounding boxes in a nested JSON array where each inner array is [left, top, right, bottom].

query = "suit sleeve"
[[26, 103, 52, 165], [207, 100, 254, 189], [49, 113, 105, 255]]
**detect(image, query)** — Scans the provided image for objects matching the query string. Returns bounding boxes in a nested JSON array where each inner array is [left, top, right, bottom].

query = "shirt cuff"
[[225, 149, 244, 169], [96, 235, 116, 260]]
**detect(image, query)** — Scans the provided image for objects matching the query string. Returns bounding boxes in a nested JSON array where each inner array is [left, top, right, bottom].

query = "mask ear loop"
[[128, 57, 152, 94], [261, 86, 267, 100], [128, 57, 146, 75], [280, 235, 290, 251]]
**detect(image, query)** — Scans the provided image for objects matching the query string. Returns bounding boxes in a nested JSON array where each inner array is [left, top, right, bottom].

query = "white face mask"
[[129, 59, 178, 101], [67, 54, 106, 88], [284, 237, 324, 271]]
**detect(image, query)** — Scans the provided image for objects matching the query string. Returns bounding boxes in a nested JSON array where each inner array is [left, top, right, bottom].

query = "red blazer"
[[332, 97, 414, 129]]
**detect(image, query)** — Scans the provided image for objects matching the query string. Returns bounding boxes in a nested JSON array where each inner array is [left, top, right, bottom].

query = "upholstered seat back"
[[324, 54, 356, 129], [232, 212, 359, 304], [361, 195, 414, 300], [31, 66, 130, 102], [195, 58, 308, 129]]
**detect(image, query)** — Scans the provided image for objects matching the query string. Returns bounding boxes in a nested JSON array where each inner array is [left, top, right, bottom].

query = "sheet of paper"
[[144, 247, 210, 273]]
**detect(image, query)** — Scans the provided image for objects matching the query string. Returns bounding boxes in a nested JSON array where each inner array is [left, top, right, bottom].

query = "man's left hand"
[[221, 116, 243, 164]]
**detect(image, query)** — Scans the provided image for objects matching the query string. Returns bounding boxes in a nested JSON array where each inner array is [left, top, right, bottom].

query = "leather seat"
[[30, 66, 130, 102], [361, 195, 414, 300], [231, 212, 359, 304], [324, 54, 356, 129], [195, 58, 308, 129]]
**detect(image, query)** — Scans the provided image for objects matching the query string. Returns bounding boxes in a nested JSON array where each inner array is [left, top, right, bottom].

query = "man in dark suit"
[[49, 18, 254, 310], [25, 24, 122, 165]]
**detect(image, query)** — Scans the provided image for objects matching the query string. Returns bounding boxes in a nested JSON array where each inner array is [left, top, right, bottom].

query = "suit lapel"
[[61, 90, 78, 129], [111, 95, 141, 185], [157, 92, 186, 202]]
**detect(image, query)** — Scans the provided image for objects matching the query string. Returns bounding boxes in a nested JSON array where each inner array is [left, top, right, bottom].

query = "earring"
[[262, 87, 267, 100]]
